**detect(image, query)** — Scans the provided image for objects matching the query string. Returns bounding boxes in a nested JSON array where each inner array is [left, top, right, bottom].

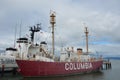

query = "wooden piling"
[[12, 67, 17, 75], [1, 64, 4, 77]]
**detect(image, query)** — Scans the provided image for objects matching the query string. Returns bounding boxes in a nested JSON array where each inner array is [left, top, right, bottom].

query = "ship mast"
[[84, 27, 89, 54], [50, 11, 56, 56]]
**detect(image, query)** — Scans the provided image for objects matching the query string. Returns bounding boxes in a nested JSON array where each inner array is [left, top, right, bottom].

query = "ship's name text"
[[65, 62, 93, 70]]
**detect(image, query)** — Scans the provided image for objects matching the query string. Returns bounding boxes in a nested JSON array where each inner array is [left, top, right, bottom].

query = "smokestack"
[[77, 48, 82, 55]]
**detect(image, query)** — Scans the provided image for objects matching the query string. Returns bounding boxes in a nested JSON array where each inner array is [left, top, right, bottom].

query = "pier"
[[0, 63, 18, 77], [102, 59, 112, 70]]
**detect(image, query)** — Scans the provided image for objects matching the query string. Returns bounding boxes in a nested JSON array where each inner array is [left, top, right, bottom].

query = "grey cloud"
[[0, 0, 120, 55]]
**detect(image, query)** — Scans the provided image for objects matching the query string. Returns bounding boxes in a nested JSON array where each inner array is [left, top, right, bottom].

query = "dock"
[[102, 59, 112, 70], [0, 63, 18, 77]]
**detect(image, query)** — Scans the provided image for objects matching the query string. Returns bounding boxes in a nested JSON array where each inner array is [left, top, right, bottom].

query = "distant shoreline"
[[104, 57, 120, 60]]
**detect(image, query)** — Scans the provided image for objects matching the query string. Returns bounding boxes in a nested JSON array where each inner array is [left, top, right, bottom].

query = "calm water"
[[1, 60, 120, 80]]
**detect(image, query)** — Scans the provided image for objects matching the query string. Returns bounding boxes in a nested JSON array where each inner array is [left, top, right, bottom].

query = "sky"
[[0, 0, 120, 56]]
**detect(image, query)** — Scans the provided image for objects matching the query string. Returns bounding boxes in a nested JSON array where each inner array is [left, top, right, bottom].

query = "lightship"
[[15, 12, 103, 77]]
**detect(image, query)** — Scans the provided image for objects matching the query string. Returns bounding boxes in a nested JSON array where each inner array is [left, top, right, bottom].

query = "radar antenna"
[[29, 23, 41, 42]]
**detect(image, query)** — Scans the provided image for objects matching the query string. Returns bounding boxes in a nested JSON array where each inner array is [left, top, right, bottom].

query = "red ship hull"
[[16, 60, 103, 77]]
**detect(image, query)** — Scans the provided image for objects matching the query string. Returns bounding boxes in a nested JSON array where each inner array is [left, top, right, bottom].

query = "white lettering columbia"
[[65, 62, 93, 70]]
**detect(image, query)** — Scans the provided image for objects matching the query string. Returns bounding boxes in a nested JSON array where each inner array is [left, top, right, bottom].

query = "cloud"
[[0, 0, 120, 55]]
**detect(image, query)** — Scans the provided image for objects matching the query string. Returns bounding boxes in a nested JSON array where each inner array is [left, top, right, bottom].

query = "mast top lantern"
[[85, 27, 89, 35], [50, 12, 56, 24]]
